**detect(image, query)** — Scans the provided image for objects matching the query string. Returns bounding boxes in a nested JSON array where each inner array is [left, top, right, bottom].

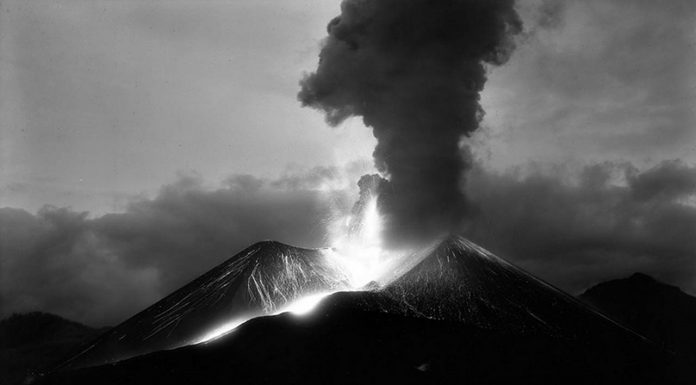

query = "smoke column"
[[300, 0, 521, 247]]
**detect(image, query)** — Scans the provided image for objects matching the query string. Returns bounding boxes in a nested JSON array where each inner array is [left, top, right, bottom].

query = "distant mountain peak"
[[0, 312, 104, 385], [0, 312, 97, 350], [629, 272, 657, 281], [582, 272, 685, 300], [581, 272, 696, 358]]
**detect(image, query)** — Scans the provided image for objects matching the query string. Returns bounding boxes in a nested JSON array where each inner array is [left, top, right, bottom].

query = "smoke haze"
[[299, 0, 522, 246]]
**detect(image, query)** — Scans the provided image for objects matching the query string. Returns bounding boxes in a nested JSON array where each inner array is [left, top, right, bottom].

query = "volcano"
[[60, 241, 349, 369], [49, 236, 679, 384], [375, 237, 643, 339]]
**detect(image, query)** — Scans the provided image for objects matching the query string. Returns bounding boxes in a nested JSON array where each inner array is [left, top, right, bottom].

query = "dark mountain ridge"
[[0, 313, 105, 385], [581, 272, 696, 358], [0, 312, 99, 349]]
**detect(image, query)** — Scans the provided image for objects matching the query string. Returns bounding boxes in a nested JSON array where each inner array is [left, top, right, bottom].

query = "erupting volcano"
[[30, 1, 688, 384], [49, 179, 676, 384], [56, 187, 656, 376], [49, 229, 675, 384], [58, 188, 431, 369]]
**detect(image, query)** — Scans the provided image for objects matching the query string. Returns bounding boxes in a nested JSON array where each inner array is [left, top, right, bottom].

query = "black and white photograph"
[[1, 0, 695, 384]]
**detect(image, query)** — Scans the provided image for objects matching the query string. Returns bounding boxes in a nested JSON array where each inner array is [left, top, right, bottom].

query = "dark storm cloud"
[[628, 160, 696, 202], [0, 206, 160, 327], [463, 160, 696, 295], [0, 172, 348, 326], [299, 0, 522, 246]]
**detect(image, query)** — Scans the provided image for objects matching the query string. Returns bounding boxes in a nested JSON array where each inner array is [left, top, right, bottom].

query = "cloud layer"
[[0, 170, 352, 326], [463, 160, 696, 294], [2, 161, 694, 326]]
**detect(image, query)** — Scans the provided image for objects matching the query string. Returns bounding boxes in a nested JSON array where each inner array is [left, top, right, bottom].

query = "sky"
[[1, 0, 695, 326]]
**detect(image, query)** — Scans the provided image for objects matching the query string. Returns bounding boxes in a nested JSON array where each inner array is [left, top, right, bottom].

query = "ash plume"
[[299, 0, 522, 247]]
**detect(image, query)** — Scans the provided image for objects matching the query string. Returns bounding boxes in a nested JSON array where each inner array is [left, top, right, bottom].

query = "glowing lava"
[[276, 292, 333, 316], [324, 195, 395, 288], [195, 318, 245, 344], [195, 292, 334, 344]]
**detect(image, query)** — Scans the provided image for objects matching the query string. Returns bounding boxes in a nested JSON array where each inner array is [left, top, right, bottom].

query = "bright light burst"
[[274, 292, 333, 316], [196, 292, 334, 344], [196, 191, 413, 345], [331, 197, 382, 283], [324, 195, 403, 288], [194, 318, 245, 344]]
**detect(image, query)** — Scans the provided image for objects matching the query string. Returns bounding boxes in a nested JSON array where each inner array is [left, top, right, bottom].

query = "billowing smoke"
[[299, 0, 522, 247]]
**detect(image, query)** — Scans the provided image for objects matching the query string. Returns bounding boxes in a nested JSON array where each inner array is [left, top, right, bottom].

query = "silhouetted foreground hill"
[[0, 312, 106, 385], [581, 273, 696, 359], [39, 292, 678, 385], [39, 237, 690, 385]]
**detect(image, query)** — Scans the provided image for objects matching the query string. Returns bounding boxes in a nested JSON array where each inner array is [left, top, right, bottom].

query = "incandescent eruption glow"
[[194, 318, 245, 344], [195, 291, 335, 344], [325, 195, 394, 288], [277, 292, 333, 316], [196, 191, 418, 345]]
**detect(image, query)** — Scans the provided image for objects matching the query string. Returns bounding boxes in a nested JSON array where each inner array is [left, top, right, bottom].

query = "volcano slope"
[[58, 241, 348, 369], [44, 236, 683, 385]]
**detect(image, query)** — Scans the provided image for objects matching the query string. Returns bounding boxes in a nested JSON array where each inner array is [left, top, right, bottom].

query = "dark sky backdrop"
[[1, 0, 695, 326]]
